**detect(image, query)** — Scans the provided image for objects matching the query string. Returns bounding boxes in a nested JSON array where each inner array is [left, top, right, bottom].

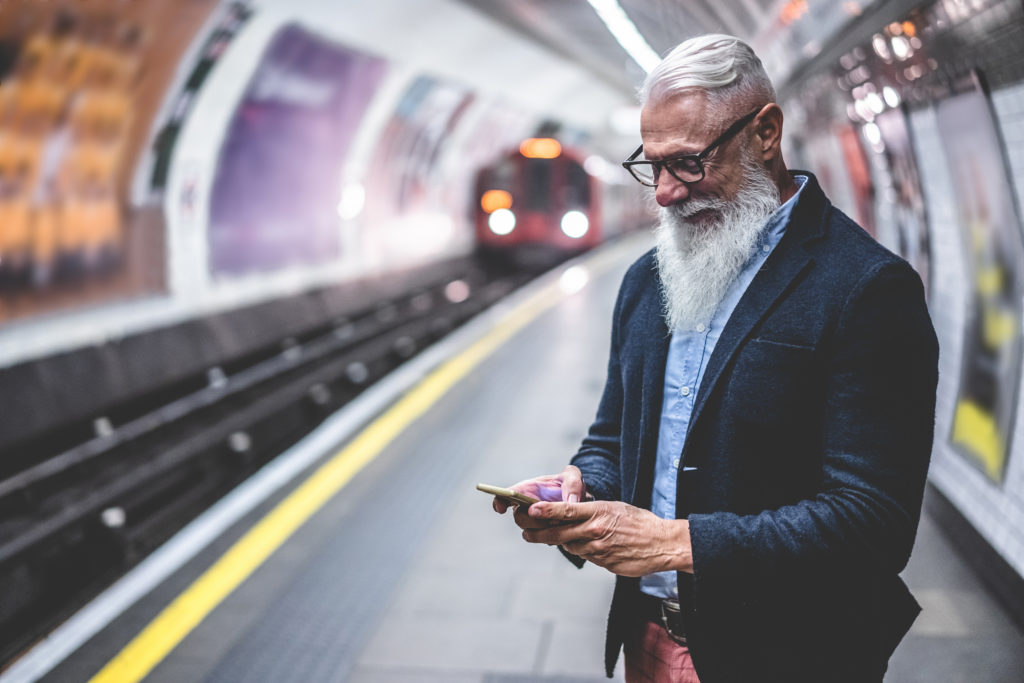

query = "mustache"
[[666, 196, 729, 220]]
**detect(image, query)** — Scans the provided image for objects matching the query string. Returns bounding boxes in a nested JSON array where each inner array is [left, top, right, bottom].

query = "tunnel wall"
[[780, 0, 1024, 605], [0, 0, 627, 369]]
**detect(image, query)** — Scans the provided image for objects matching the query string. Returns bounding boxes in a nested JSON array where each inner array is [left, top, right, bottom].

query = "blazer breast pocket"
[[724, 337, 820, 426]]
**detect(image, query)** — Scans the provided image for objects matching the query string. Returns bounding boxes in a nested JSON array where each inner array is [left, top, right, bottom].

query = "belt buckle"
[[659, 598, 687, 645]]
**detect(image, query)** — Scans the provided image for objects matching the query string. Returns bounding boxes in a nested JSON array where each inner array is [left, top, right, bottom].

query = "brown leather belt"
[[637, 592, 687, 645]]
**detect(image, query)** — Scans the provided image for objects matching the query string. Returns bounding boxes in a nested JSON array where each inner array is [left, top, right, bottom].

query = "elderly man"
[[493, 34, 938, 682]]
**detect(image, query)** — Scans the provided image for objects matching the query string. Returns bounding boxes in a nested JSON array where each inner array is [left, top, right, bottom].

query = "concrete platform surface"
[[20, 233, 1024, 683]]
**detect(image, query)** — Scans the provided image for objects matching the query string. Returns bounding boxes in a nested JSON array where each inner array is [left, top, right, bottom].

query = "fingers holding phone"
[[479, 465, 589, 529], [476, 483, 561, 529], [512, 466, 586, 504], [556, 465, 586, 503], [476, 483, 539, 509]]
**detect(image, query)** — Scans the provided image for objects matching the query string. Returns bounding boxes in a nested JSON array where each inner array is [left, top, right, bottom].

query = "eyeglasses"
[[621, 108, 763, 187]]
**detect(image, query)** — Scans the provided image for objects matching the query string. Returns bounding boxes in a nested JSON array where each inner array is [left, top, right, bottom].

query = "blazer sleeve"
[[569, 273, 628, 503], [688, 260, 939, 584]]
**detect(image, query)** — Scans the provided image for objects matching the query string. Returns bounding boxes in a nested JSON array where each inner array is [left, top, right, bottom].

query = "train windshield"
[[483, 158, 516, 191], [563, 161, 590, 210], [524, 158, 552, 210]]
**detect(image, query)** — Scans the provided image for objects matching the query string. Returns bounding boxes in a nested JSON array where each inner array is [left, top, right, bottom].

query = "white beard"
[[653, 155, 782, 331]]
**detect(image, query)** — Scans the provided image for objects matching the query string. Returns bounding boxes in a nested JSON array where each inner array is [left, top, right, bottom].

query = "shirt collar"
[[762, 173, 808, 243]]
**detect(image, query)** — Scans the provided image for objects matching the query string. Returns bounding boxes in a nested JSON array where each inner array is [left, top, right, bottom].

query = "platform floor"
[[12, 233, 1024, 682]]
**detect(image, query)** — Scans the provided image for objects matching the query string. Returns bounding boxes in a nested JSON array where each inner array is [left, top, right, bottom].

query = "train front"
[[474, 137, 601, 267]]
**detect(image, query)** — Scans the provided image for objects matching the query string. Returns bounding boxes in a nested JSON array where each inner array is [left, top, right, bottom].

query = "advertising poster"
[[935, 85, 1024, 484], [836, 123, 877, 238], [0, 0, 215, 323], [874, 108, 931, 295], [208, 25, 386, 275], [361, 76, 475, 262]]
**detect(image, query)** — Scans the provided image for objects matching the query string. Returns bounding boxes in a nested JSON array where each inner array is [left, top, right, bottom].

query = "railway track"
[[0, 258, 537, 665]]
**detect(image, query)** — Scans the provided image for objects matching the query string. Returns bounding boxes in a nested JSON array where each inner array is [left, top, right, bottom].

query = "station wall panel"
[[913, 99, 1024, 579], [929, 80, 1024, 578], [782, 0, 1024, 590]]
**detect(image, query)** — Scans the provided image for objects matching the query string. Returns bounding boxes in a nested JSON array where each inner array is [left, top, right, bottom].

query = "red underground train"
[[473, 137, 603, 266]]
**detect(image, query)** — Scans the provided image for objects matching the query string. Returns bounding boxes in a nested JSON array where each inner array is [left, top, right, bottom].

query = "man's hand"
[[492, 465, 588, 529], [521, 500, 693, 577]]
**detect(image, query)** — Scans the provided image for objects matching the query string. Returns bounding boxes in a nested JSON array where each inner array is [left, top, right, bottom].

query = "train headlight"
[[488, 208, 516, 235], [561, 210, 589, 239]]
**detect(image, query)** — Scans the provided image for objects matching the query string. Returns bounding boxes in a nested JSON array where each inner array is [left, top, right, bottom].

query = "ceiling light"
[[863, 122, 882, 146], [891, 35, 912, 60], [883, 86, 901, 108], [872, 34, 892, 62], [586, 0, 661, 73]]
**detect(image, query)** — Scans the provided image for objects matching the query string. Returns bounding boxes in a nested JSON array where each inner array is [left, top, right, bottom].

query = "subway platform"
[[4, 233, 1024, 683]]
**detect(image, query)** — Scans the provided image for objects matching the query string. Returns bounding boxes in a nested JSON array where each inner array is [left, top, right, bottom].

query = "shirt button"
[[681, 386, 691, 396], [696, 323, 706, 332], [673, 458, 680, 468], [762, 244, 771, 252]]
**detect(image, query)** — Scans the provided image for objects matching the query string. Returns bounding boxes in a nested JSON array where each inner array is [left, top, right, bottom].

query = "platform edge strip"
[[84, 249, 632, 683]]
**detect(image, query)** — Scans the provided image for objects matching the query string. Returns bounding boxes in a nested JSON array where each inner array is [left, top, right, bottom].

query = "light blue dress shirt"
[[640, 175, 808, 599]]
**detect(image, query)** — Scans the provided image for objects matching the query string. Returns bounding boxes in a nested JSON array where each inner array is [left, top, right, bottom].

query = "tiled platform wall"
[[914, 81, 1024, 578]]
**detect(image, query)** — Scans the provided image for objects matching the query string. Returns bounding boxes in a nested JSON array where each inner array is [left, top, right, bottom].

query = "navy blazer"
[[571, 173, 938, 682]]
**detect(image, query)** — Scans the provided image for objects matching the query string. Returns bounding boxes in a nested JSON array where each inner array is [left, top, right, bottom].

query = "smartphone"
[[476, 483, 540, 507]]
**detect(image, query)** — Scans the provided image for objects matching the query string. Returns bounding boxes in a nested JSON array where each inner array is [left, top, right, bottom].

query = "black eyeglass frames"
[[621, 107, 764, 187]]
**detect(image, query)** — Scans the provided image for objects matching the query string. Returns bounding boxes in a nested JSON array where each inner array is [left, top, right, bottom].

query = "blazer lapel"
[[686, 173, 828, 443], [629, 269, 670, 507], [688, 245, 812, 431]]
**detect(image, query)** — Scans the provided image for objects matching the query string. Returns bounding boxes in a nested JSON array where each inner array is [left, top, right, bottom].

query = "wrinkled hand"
[[522, 499, 693, 577], [492, 465, 587, 529]]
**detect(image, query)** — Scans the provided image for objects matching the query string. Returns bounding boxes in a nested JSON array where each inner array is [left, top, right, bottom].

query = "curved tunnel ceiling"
[[453, 0, 779, 96], [453, 0, 896, 99]]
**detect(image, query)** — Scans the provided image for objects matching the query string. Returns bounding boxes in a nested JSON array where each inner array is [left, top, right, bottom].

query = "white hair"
[[640, 34, 776, 116]]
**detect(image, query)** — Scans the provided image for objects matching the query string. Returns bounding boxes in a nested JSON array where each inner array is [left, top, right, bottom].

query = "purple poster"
[[935, 84, 1024, 484], [209, 25, 386, 274]]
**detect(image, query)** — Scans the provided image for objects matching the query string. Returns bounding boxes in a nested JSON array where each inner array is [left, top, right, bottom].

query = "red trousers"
[[623, 619, 701, 683]]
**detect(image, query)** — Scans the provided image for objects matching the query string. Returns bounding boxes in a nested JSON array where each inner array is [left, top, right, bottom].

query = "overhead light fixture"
[[863, 122, 882, 146], [586, 0, 661, 74], [883, 86, 901, 108], [865, 92, 885, 114]]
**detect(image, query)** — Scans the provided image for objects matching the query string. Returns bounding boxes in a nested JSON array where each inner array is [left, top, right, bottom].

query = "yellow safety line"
[[88, 279, 570, 683]]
